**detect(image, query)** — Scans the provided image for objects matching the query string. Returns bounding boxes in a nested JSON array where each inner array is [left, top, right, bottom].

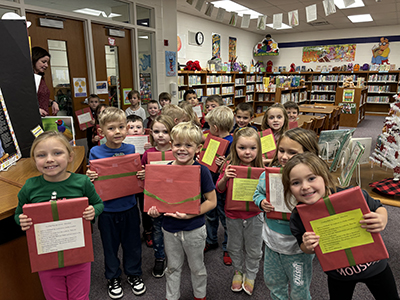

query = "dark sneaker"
[[152, 258, 166, 278], [204, 242, 218, 252], [127, 275, 146, 295], [107, 277, 123, 299]]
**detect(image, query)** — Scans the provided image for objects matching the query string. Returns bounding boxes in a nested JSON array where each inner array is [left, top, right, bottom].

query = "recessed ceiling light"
[[139, 36, 149, 39], [347, 14, 373, 23], [334, 0, 365, 9], [266, 23, 292, 30], [212, 1, 262, 19]]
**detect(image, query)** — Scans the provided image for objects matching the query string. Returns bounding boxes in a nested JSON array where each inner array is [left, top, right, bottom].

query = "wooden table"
[[299, 104, 338, 115], [252, 114, 316, 130]]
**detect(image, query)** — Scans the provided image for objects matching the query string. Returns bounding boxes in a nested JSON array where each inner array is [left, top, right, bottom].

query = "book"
[[123, 135, 149, 155], [258, 129, 276, 159], [339, 141, 365, 187], [349, 137, 372, 164], [329, 129, 356, 172], [318, 129, 350, 161], [147, 151, 175, 165]]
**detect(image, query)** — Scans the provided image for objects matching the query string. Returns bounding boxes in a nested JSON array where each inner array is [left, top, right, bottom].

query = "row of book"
[[188, 75, 202, 85], [312, 75, 339, 82], [368, 85, 391, 92], [178, 76, 185, 85], [246, 94, 254, 102], [235, 89, 244, 96], [206, 87, 220, 95], [206, 75, 221, 84], [310, 94, 335, 101], [312, 85, 336, 91], [246, 85, 255, 92], [257, 94, 276, 102], [235, 78, 245, 85], [368, 74, 397, 82], [222, 96, 233, 106], [221, 86, 234, 94], [366, 96, 389, 103], [246, 75, 255, 82]]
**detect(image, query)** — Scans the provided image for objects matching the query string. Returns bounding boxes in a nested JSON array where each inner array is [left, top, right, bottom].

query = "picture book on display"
[[339, 141, 365, 187], [318, 129, 350, 161], [42, 116, 76, 146], [328, 128, 356, 172], [74, 107, 94, 130], [349, 137, 372, 164]]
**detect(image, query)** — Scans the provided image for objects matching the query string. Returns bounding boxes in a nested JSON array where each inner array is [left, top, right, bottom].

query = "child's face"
[[289, 163, 325, 205], [147, 103, 160, 117], [286, 108, 298, 122], [236, 136, 258, 166], [186, 93, 198, 106], [171, 138, 201, 165], [99, 120, 127, 149], [205, 101, 220, 113], [151, 122, 170, 147], [277, 136, 303, 167], [159, 98, 171, 107], [267, 108, 285, 132], [235, 110, 252, 128], [33, 138, 73, 182], [89, 98, 100, 111], [129, 94, 140, 106], [127, 121, 144, 135]]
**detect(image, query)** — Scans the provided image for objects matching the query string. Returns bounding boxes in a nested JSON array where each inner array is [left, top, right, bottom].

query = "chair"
[[312, 116, 326, 136], [301, 119, 314, 130], [334, 107, 342, 130], [254, 112, 264, 118], [327, 107, 339, 130]]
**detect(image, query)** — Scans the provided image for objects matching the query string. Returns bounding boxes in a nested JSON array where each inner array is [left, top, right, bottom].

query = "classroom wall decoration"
[[212, 33, 221, 58], [165, 51, 177, 77], [302, 44, 356, 63], [229, 37, 237, 61], [253, 34, 279, 57], [371, 37, 390, 65]]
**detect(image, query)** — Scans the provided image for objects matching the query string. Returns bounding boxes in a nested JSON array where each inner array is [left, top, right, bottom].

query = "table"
[[252, 114, 316, 130], [299, 104, 338, 115]]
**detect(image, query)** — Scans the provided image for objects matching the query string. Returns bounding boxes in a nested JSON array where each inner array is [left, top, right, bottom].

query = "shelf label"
[[273, 72, 281, 74]]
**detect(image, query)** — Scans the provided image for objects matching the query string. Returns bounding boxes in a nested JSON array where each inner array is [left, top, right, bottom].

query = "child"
[[261, 103, 289, 142], [253, 128, 319, 300], [162, 104, 188, 125], [204, 106, 234, 265], [231, 102, 258, 133], [144, 100, 160, 129], [283, 101, 300, 122], [86, 107, 146, 299], [141, 114, 175, 278], [283, 152, 400, 300], [127, 115, 145, 136], [147, 122, 217, 300], [184, 89, 205, 126], [159, 92, 172, 108], [15, 131, 104, 300], [125, 90, 146, 120], [203, 95, 223, 130], [216, 127, 264, 295], [179, 101, 202, 127], [86, 94, 100, 155], [92, 104, 108, 146]]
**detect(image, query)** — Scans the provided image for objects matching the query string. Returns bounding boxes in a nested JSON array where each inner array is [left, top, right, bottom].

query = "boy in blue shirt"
[[86, 107, 146, 299], [148, 122, 217, 300], [230, 102, 258, 133]]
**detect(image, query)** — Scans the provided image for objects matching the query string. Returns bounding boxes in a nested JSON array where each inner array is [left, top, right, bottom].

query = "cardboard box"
[[74, 107, 94, 130], [258, 129, 276, 159], [90, 153, 143, 201], [23, 197, 93, 273], [198, 135, 229, 172], [297, 186, 389, 272], [144, 164, 201, 214], [225, 166, 264, 212], [147, 151, 175, 165]]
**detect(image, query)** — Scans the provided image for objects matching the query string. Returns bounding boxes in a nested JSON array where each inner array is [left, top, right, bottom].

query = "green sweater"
[[15, 172, 104, 225]]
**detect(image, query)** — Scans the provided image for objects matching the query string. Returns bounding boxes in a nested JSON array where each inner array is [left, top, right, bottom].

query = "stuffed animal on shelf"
[[299, 78, 305, 86], [184, 60, 202, 71], [362, 63, 370, 71], [289, 63, 295, 72], [266, 60, 273, 72], [343, 76, 355, 88], [347, 63, 353, 71], [353, 64, 360, 71], [332, 66, 340, 71]]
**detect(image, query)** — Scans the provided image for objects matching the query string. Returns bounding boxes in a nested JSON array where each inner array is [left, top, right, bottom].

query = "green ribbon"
[[322, 196, 355, 266], [201, 147, 220, 157], [246, 167, 252, 211], [161, 151, 165, 160], [281, 213, 289, 221], [96, 171, 137, 181], [50, 201, 64, 268], [144, 190, 201, 205]]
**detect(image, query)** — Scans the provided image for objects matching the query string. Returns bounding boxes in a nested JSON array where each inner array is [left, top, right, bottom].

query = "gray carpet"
[[89, 115, 400, 299]]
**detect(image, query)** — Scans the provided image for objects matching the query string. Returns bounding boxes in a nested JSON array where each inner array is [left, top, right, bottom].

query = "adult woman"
[[32, 46, 59, 116]]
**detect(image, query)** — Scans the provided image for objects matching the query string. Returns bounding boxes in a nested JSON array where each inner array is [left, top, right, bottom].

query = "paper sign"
[[232, 178, 259, 201], [288, 10, 299, 27], [273, 13, 283, 29], [310, 209, 374, 254], [193, 105, 203, 118], [77, 112, 92, 124], [96, 81, 108, 95], [123, 135, 149, 155], [268, 173, 292, 213], [34, 218, 85, 255], [216, 7, 225, 22], [257, 15, 266, 30], [306, 4, 317, 23], [241, 14, 250, 28], [261, 134, 276, 154], [202, 139, 220, 166], [73, 78, 87, 97]]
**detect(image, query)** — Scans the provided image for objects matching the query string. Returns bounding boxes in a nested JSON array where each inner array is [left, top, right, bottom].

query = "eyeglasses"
[[379, 42, 387, 46]]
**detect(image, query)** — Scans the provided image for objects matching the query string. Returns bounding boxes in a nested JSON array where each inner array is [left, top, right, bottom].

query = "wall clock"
[[195, 31, 204, 45]]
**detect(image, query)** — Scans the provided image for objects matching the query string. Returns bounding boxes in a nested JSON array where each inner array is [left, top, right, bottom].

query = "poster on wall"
[[212, 33, 221, 58], [343, 89, 355, 102], [123, 88, 132, 105], [73, 78, 87, 98], [0, 89, 21, 171], [140, 73, 152, 103], [229, 37, 237, 61], [96, 81, 108, 95], [302, 44, 356, 63], [178, 35, 186, 59], [165, 51, 177, 77]]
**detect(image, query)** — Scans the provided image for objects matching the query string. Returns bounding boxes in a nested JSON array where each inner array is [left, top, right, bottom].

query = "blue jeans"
[[98, 206, 142, 279], [152, 215, 165, 259], [205, 192, 227, 251]]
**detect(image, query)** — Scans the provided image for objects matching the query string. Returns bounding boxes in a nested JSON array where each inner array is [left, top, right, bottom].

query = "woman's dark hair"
[[31, 46, 50, 69]]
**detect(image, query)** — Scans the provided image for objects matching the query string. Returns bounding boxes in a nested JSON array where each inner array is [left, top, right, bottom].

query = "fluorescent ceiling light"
[[334, 0, 365, 9], [266, 23, 292, 30], [73, 8, 121, 18], [212, 1, 261, 19], [347, 14, 373, 23], [139, 36, 149, 39]]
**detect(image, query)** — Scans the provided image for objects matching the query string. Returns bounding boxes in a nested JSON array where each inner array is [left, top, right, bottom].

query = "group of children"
[[14, 88, 399, 300]]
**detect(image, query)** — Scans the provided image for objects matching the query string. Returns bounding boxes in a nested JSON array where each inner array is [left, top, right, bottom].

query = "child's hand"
[[93, 135, 100, 142], [147, 206, 161, 218], [137, 167, 145, 181], [144, 142, 152, 151], [164, 211, 191, 219], [215, 155, 225, 167], [19, 214, 32, 231], [223, 165, 237, 180], [86, 167, 98, 182], [90, 119, 95, 125], [302, 232, 319, 252], [263, 157, 272, 166], [83, 205, 95, 221], [360, 211, 387, 233], [260, 199, 275, 213]]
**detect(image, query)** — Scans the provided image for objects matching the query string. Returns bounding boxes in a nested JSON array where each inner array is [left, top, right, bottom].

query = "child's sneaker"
[[152, 258, 166, 278], [127, 275, 146, 295], [223, 251, 232, 266], [108, 277, 123, 299], [204, 242, 218, 252], [231, 270, 243, 292], [242, 274, 254, 296]]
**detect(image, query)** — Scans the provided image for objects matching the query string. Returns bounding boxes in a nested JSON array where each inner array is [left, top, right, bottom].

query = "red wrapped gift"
[[198, 135, 229, 172], [289, 121, 298, 129], [258, 129, 276, 159], [144, 164, 201, 214], [265, 167, 292, 220], [23, 197, 93, 273], [75, 107, 94, 130], [147, 151, 175, 165], [297, 186, 389, 272], [90, 153, 143, 201], [226, 166, 264, 212]]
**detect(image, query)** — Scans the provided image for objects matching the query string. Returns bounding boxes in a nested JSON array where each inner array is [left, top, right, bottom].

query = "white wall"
[[177, 11, 263, 69], [263, 25, 400, 70]]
